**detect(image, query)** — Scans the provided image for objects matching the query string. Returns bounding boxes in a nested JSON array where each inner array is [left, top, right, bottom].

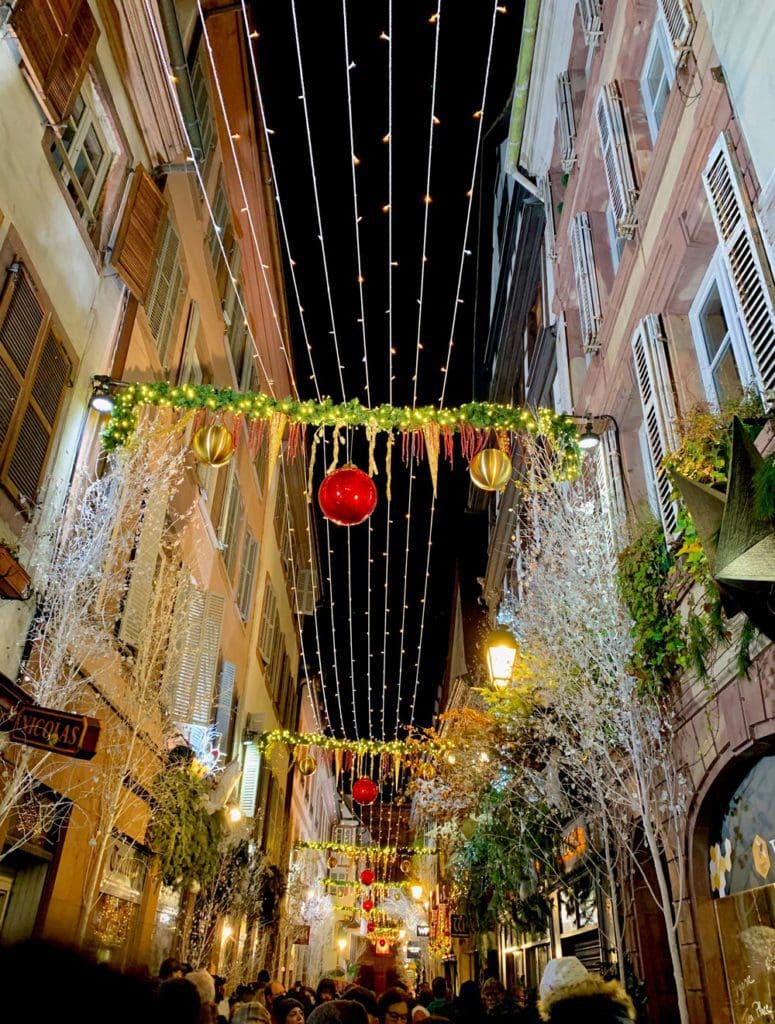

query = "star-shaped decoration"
[[670, 418, 775, 641]]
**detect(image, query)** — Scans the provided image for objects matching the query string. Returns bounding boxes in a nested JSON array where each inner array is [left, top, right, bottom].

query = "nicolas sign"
[[8, 703, 100, 759]]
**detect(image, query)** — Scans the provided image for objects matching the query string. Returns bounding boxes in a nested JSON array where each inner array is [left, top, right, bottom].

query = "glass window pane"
[[712, 344, 744, 404], [84, 126, 105, 169], [646, 46, 666, 110], [72, 94, 86, 125], [700, 283, 729, 361]]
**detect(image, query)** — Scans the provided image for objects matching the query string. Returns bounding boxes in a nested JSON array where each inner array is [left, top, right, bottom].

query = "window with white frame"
[[569, 212, 603, 352], [50, 86, 113, 229], [640, 14, 675, 143], [689, 252, 756, 406], [578, 0, 603, 46], [596, 83, 639, 239], [595, 429, 627, 560], [702, 133, 775, 399], [657, 0, 695, 63], [631, 314, 679, 535]]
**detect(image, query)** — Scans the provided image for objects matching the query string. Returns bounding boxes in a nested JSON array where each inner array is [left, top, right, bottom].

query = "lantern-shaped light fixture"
[[410, 882, 424, 901], [485, 628, 518, 690]]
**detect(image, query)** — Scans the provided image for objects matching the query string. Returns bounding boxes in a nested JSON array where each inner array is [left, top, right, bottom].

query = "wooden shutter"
[[214, 659, 236, 750], [12, 0, 99, 123], [658, 0, 695, 54], [0, 267, 71, 507], [166, 583, 225, 726], [556, 73, 577, 173], [569, 213, 602, 352], [631, 314, 679, 535], [145, 218, 184, 363], [240, 742, 261, 818], [596, 83, 638, 238], [118, 488, 167, 648], [237, 533, 260, 620], [111, 167, 166, 302], [257, 577, 277, 661], [702, 133, 775, 397]]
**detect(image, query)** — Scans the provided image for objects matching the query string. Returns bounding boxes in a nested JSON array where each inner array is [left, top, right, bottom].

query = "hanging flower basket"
[[0, 546, 30, 600]]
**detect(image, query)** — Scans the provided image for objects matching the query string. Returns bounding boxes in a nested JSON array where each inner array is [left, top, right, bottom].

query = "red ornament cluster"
[[360, 869, 375, 886], [362, 898, 374, 912], [318, 464, 378, 526], [352, 776, 379, 805]]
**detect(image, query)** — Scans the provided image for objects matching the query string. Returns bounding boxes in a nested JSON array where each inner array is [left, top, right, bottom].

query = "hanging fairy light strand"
[[144, 1, 330, 737], [410, 0, 504, 726]]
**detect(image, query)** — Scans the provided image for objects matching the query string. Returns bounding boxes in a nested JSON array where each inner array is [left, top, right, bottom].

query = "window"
[[237, 533, 259, 620], [569, 212, 603, 353], [49, 86, 112, 229], [631, 314, 679, 535], [145, 217, 185, 365], [595, 83, 638, 238], [640, 16, 675, 143], [657, 0, 695, 61], [578, 0, 603, 46], [594, 429, 626, 560], [257, 578, 278, 662], [218, 463, 244, 580], [702, 133, 775, 398], [178, 303, 203, 386], [214, 660, 236, 752], [0, 264, 72, 508], [207, 180, 236, 302], [689, 253, 755, 406]]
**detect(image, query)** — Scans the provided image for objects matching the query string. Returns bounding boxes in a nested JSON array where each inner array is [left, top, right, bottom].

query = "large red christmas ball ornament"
[[318, 464, 378, 526], [352, 776, 379, 805], [360, 869, 375, 886], [367, 921, 375, 932], [362, 898, 374, 912]]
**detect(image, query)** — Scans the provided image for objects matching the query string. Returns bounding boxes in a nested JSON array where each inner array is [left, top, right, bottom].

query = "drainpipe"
[[157, 0, 205, 161], [504, 0, 541, 184]]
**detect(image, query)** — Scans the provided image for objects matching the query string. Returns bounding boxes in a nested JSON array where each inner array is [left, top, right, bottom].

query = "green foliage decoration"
[[147, 763, 226, 888]]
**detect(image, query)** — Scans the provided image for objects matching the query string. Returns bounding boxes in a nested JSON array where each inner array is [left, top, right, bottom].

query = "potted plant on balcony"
[[0, 544, 30, 600]]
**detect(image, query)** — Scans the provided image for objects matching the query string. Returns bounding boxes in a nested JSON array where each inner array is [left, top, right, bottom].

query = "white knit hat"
[[539, 957, 589, 1000]]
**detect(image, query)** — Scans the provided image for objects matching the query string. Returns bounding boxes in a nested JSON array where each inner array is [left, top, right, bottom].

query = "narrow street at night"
[[0, 2, 774, 1022]]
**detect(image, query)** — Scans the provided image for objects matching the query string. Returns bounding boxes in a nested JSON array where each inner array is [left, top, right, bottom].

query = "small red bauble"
[[378, 939, 387, 948], [367, 921, 375, 932], [318, 464, 378, 526], [352, 776, 378, 805], [362, 898, 374, 912], [360, 869, 375, 886]]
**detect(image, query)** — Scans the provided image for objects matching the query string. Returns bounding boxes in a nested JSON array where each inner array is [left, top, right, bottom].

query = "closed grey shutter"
[[119, 489, 168, 648], [214, 659, 236, 749], [166, 583, 225, 726], [237, 533, 259, 619], [257, 579, 277, 662], [240, 742, 261, 818]]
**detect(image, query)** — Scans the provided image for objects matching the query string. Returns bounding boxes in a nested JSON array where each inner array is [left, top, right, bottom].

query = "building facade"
[[0, 0, 319, 975], [474, 1, 775, 1021]]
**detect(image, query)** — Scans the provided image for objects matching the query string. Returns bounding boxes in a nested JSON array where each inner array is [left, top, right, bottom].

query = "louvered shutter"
[[578, 0, 603, 45], [237, 533, 259, 619], [12, 0, 99, 123], [110, 167, 166, 302], [257, 579, 277, 661], [631, 315, 678, 535], [166, 584, 225, 726], [239, 742, 261, 817], [118, 488, 167, 647], [0, 269, 71, 506], [214, 660, 236, 749], [569, 213, 602, 352], [702, 133, 775, 397], [658, 0, 694, 55], [295, 568, 317, 615], [145, 218, 185, 364], [595, 430, 626, 558], [596, 84, 638, 238], [556, 73, 577, 173]]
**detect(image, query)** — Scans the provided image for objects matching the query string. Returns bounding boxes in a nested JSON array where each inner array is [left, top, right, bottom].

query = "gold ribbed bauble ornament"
[[469, 448, 512, 491], [297, 754, 317, 777], [419, 762, 436, 782], [399, 858, 412, 875], [327, 854, 338, 869], [191, 424, 235, 467]]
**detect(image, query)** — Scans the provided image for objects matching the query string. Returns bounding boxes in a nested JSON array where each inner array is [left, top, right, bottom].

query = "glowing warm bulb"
[[228, 805, 243, 823], [382, 204, 391, 213], [222, 924, 233, 940], [473, 110, 483, 119]]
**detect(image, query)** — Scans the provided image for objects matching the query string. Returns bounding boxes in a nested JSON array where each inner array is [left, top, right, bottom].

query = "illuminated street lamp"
[[410, 882, 424, 901], [486, 628, 518, 690]]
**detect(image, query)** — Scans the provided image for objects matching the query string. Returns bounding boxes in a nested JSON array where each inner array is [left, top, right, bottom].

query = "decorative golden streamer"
[[386, 432, 396, 501], [423, 422, 441, 496], [267, 412, 287, 488]]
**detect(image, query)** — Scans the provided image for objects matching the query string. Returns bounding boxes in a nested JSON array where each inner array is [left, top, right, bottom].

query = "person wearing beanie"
[[274, 998, 306, 1024], [538, 958, 635, 1024]]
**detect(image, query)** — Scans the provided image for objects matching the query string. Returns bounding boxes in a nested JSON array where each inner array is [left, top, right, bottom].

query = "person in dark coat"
[[537, 958, 635, 1024]]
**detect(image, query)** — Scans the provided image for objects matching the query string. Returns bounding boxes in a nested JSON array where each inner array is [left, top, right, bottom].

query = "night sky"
[[251, 0, 523, 738]]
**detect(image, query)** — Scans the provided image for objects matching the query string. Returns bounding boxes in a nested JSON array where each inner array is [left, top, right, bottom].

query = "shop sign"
[[450, 914, 469, 938], [8, 703, 100, 760], [416, 923, 430, 937]]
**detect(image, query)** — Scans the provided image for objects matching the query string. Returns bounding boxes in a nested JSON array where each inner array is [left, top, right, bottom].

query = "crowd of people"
[[0, 941, 636, 1024]]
